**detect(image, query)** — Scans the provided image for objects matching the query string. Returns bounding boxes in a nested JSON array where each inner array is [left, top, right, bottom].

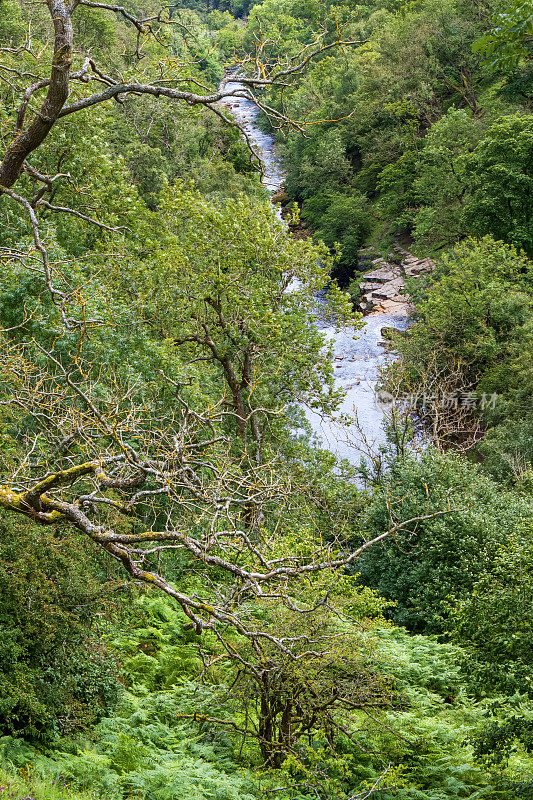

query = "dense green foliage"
[[249, 0, 531, 276], [1, 0, 533, 797], [1, 595, 260, 800], [0, 513, 122, 742], [450, 532, 533, 697], [385, 237, 533, 476], [357, 449, 533, 634], [2, 594, 533, 799]]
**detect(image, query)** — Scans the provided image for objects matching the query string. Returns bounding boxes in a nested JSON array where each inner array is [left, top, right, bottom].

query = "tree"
[[413, 107, 486, 247], [132, 185, 352, 442], [0, 0, 362, 325], [473, 0, 533, 73], [387, 237, 533, 449], [356, 448, 533, 633], [462, 114, 533, 257], [215, 590, 396, 769]]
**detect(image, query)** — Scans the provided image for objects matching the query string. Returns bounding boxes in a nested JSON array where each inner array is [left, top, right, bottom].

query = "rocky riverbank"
[[271, 190, 435, 316], [356, 246, 434, 316]]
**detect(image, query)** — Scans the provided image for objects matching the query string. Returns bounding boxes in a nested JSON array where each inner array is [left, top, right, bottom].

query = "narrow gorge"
[[220, 76, 433, 463]]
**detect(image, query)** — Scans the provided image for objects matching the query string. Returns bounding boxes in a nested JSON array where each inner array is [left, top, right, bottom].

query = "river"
[[220, 79, 408, 466]]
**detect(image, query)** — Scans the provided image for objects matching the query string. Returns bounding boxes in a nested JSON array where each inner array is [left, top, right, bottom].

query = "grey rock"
[[372, 280, 404, 300], [359, 281, 383, 292], [363, 266, 401, 283]]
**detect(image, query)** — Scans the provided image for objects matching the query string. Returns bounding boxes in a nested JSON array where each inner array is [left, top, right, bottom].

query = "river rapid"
[[220, 79, 408, 465]]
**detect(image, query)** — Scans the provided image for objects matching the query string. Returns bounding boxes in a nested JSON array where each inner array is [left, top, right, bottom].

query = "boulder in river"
[[371, 298, 413, 315]]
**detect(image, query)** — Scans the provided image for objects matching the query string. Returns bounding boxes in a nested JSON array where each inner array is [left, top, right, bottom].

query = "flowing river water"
[[220, 80, 408, 465]]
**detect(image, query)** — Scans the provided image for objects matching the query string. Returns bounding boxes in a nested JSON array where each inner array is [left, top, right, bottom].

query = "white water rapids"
[[220, 80, 408, 465]]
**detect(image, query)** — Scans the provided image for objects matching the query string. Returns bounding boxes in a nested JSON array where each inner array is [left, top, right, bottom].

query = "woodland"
[[0, 0, 532, 798]]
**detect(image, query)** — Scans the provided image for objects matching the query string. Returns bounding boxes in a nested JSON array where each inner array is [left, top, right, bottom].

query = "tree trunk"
[[0, 0, 73, 189]]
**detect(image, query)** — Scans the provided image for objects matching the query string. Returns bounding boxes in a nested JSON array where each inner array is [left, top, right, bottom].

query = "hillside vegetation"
[[0, 0, 532, 797]]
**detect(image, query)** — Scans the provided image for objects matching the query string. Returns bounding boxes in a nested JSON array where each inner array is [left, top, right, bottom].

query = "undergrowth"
[[1, 596, 532, 800], [0, 767, 100, 800]]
